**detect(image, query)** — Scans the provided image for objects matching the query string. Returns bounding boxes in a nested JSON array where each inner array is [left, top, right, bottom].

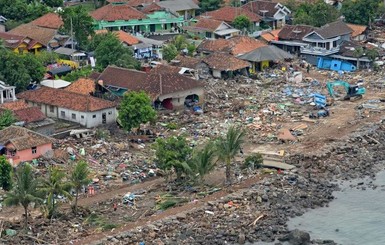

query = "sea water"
[[287, 171, 385, 245], [252, 171, 385, 245]]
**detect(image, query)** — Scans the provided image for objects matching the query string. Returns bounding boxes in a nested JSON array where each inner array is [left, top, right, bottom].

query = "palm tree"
[[191, 142, 216, 184], [71, 160, 91, 212], [41, 167, 73, 218], [4, 164, 43, 228], [353, 47, 364, 70], [215, 126, 246, 185]]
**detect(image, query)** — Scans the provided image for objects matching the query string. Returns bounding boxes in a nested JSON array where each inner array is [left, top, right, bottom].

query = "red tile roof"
[[0, 32, 44, 50], [90, 3, 146, 21], [198, 36, 267, 55], [201, 6, 262, 23], [97, 66, 203, 99], [31, 13, 63, 29], [0, 100, 29, 111], [114, 30, 140, 45], [193, 18, 224, 31], [127, 0, 160, 7], [242, 1, 280, 18], [347, 23, 367, 38], [278, 25, 314, 41], [17, 86, 116, 112], [0, 126, 53, 151], [13, 107, 46, 123], [97, 66, 148, 90], [142, 2, 163, 14], [203, 52, 250, 71], [172, 55, 202, 69], [64, 78, 96, 95]]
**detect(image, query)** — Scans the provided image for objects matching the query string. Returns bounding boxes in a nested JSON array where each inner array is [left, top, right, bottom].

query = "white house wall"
[[158, 87, 204, 107], [85, 108, 116, 128], [26, 101, 116, 128]]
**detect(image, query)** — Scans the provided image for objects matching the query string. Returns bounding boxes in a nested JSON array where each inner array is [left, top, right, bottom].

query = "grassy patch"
[[85, 213, 118, 231]]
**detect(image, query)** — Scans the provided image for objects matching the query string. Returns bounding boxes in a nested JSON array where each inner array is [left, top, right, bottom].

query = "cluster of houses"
[[0, 0, 380, 165]]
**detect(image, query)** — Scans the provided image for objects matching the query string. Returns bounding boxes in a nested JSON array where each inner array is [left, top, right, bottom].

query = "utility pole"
[[70, 16, 74, 50]]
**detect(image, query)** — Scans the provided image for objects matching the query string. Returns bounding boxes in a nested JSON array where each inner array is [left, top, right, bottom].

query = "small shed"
[[238, 45, 293, 72]]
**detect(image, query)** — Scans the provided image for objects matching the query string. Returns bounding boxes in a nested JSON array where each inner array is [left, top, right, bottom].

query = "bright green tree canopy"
[[162, 44, 178, 62], [118, 91, 156, 132], [341, 0, 383, 25], [232, 15, 251, 31], [293, 0, 341, 27]]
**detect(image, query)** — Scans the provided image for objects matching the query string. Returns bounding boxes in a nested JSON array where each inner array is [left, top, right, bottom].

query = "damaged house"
[[202, 52, 251, 78], [95, 66, 204, 110]]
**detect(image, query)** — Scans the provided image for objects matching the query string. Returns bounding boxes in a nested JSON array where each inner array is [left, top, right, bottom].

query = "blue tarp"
[[317, 57, 356, 72]]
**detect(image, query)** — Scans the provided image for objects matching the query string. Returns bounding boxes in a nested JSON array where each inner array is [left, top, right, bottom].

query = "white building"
[[17, 86, 117, 128], [0, 81, 16, 104]]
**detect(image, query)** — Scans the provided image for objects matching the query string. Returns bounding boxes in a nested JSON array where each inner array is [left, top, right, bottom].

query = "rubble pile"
[[90, 120, 385, 245]]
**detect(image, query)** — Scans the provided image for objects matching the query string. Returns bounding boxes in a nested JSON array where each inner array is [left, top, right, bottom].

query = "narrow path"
[[73, 175, 263, 245]]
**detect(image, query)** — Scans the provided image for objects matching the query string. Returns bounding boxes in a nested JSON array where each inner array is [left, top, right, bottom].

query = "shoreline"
[[86, 121, 385, 245]]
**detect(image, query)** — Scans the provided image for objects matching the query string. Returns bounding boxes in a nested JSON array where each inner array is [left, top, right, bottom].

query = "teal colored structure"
[[93, 11, 185, 32]]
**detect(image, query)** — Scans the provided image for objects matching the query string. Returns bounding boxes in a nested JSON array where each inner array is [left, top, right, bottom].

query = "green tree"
[[0, 50, 32, 91], [43, 0, 63, 7], [293, 0, 340, 27], [232, 15, 251, 32], [22, 53, 45, 83], [71, 160, 91, 212], [190, 142, 216, 184], [366, 48, 379, 63], [0, 109, 17, 130], [0, 156, 13, 191], [94, 33, 139, 71], [41, 167, 72, 218], [172, 35, 188, 51], [60, 6, 94, 48], [61, 66, 93, 82], [154, 136, 192, 182], [341, 0, 383, 25], [4, 163, 42, 228], [187, 43, 196, 57], [162, 44, 178, 62], [215, 126, 245, 185], [199, 0, 224, 12], [36, 50, 59, 66], [118, 91, 156, 132], [353, 47, 364, 70]]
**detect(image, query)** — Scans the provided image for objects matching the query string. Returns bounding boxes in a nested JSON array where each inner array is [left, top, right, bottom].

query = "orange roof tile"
[[203, 52, 250, 71], [17, 86, 116, 112], [90, 3, 146, 21], [0, 126, 53, 151], [194, 18, 224, 31], [13, 107, 46, 123], [260, 32, 276, 42], [198, 36, 267, 56], [0, 100, 29, 111], [201, 6, 262, 23], [64, 78, 96, 95], [347, 23, 367, 38], [31, 13, 63, 29], [114, 30, 140, 45]]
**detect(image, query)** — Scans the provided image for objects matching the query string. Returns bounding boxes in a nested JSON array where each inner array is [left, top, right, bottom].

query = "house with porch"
[[0, 81, 16, 104], [242, 0, 290, 29], [183, 18, 240, 39], [0, 126, 53, 165], [0, 32, 45, 54], [270, 24, 314, 55], [200, 6, 262, 31], [300, 20, 353, 65], [91, 0, 184, 33], [17, 86, 117, 128], [95, 66, 205, 110]]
